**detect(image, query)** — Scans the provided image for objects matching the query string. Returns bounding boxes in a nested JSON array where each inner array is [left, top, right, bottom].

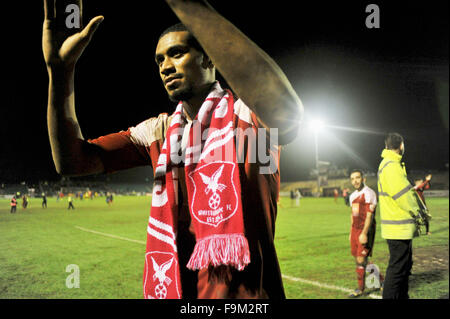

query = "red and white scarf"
[[143, 82, 250, 299]]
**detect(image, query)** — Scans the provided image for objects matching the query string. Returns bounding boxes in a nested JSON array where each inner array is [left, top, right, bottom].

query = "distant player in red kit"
[[414, 174, 432, 235], [10, 196, 17, 213], [348, 169, 383, 297]]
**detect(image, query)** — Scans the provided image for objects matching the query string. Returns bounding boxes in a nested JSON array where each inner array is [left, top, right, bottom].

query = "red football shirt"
[[349, 185, 377, 230], [88, 91, 286, 298]]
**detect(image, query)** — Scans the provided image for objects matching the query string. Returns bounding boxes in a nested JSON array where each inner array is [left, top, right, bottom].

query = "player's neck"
[[357, 184, 365, 192], [185, 82, 216, 120]]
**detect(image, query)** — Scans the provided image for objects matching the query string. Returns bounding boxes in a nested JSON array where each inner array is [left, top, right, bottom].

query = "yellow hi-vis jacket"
[[377, 149, 421, 239]]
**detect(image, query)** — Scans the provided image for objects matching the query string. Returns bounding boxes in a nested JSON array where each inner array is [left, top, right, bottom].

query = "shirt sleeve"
[[364, 188, 377, 213], [88, 129, 150, 174], [87, 114, 170, 173], [365, 188, 378, 206], [416, 179, 431, 191]]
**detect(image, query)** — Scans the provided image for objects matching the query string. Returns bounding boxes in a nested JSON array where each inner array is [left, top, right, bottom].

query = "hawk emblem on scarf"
[[199, 164, 226, 195], [144, 252, 180, 299], [188, 162, 239, 227], [151, 256, 173, 299], [199, 164, 226, 209]]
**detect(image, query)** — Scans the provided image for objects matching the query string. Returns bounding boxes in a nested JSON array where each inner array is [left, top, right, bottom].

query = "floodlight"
[[310, 119, 325, 132]]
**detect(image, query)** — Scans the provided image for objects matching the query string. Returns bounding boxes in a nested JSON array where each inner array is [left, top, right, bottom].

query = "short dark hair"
[[158, 23, 205, 55], [350, 169, 364, 178], [385, 132, 404, 150]]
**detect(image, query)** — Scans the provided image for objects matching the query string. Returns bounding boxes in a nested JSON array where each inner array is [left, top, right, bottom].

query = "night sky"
[[1, 1, 448, 184]]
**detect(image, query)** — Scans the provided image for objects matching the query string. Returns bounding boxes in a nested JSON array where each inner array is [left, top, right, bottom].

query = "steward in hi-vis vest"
[[378, 132, 420, 299], [377, 149, 421, 239]]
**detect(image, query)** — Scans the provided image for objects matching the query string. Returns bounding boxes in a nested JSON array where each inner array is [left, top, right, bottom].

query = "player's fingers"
[[80, 16, 104, 41], [44, 0, 55, 20]]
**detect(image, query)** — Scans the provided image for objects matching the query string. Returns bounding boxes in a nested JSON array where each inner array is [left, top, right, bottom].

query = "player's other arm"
[[424, 174, 432, 190], [359, 211, 373, 245], [43, 0, 105, 176], [349, 213, 353, 241], [360, 192, 377, 244], [415, 174, 432, 190], [164, 0, 303, 145]]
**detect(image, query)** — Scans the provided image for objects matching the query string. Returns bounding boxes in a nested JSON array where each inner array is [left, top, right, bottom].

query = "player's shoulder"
[[363, 185, 376, 196], [349, 189, 359, 203], [233, 98, 254, 126], [129, 113, 172, 147], [131, 113, 170, 130], [362, 185, 377, 202]]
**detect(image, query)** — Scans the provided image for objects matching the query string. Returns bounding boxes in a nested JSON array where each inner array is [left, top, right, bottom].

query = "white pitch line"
[[282, 274, 382, 299], [75, 226, 382, 299], [75, 226, 145, 245]]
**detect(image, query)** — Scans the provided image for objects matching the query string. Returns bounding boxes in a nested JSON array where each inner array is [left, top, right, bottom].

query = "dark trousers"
[[382, 239, 413, 299]]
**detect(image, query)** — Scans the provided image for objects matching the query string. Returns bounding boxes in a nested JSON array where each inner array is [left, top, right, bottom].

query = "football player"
[[348, 169, 383, 297]]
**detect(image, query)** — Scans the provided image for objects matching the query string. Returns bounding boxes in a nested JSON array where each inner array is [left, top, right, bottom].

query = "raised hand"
[[42, 0, 104, 70]]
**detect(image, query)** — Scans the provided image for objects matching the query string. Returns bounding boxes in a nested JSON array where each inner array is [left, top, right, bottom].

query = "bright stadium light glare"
[[310, 119, 325, 132]]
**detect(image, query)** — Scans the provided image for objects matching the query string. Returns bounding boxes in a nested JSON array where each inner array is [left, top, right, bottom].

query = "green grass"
[[276, 197, 449, 299], [0, 196, 448, 299]]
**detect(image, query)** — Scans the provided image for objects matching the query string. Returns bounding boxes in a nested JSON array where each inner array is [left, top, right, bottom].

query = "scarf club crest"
[[188, 162, 239, 227]]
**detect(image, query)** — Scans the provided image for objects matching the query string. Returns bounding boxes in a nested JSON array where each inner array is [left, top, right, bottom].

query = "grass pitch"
[[0, 195, 448, 299]]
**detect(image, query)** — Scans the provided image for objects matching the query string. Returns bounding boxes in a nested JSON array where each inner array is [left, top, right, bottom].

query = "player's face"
[[155, 31, 215, 102], [350, 172, 364, 190]]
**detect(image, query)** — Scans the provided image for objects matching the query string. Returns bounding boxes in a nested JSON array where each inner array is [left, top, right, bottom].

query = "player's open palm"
[[42, 0, 103, 69]]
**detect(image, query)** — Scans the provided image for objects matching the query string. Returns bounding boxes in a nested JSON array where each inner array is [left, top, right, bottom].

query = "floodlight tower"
[[311, 119, 324, 196]]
